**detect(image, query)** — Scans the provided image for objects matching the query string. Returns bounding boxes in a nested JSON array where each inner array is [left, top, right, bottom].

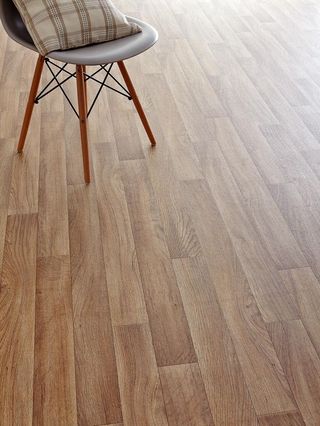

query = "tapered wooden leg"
[[76, 64, 90, 184], [17, 55, 45, 153], [83, 65, 88, 115], [117, 60, 157, 146]]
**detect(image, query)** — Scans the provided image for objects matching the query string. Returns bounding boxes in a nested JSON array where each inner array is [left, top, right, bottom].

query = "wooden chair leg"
[[17, 55, 45, 153], [76, 64, 90, 184], [83, 65, 88, 115], [117, 60, 157, 146]]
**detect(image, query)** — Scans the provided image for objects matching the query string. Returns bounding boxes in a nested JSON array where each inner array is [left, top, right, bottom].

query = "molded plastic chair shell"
[[0, 0, 158, 65]]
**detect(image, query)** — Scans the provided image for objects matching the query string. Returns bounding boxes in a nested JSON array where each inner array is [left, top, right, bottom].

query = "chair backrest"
[[0, 0, 34, 48]]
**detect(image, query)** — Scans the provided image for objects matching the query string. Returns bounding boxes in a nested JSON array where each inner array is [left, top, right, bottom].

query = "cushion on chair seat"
[[11, 0, 141, 56]]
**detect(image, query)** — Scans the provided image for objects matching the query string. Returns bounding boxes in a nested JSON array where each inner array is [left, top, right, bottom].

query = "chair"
[[0, 0, 158, 183]]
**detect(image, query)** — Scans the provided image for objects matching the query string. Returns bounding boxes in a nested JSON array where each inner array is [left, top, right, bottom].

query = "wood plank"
[[226, 122, 286, 186], [8, 91, 40, 215], [204, 8, 253, 59], [0, 214, 37, 425], [144, 144, 201, 259], [279, 267, 320, 316], [179, 179, 250, 302], [198, 146, 283, 297], [68, 184, 122, 425], [208, 44, 277, 126], [161, 52, 217, 144], [92, 143, 148, 326], [101, 424, 123, 426], [139, 71, 204, 181], [298, 107, 320, 148], [0, 139, 14, 209], [0, 52, 16, 268], [110, 96, 145, 161], [121, 159, 196, 366], [237, 26, 308, 108], [269, 182, 320, 280], [159, 363, 214, 426], [0, 50, 24, 140], [302, 310, 320, 361], [113, 323, 168, 426], [87, 70, 117, 145], [37, 111, 69, 257], [0, 214, 7, 278], [253, 267, 320, 323], [180, 180, 295, 415], [260, 123, 320, 207], [173, 38, 225, 117], [173, 256, 257, 425], [240, 56, 319, 151], [0, 138, 14, 270], [258, 411, 305, 425], [132, 73, 202, 259], [7, 52, 43, 215], [267, 320, 320, 425], [0, 29, 7, 76], [33, 255, 77, 425], [222, 295, 295, 415], [214, 117, 307, 270]]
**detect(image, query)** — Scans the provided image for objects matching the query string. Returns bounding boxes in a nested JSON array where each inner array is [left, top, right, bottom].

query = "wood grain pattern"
[[269, 183, 320, 280], [0, 51, 26, 141], [33, 256, 77, 425], [159, 363, 214, 426], [37, 111, 69, 257], [144, 145, 201, 259], [180, 180, 295, 415], [0, 138, 14, 269], [121, 159, 196, 366], [302, 310, 320, 364], [140, 72, 204, 181], [239, 53, 319, 151], [267, 320, 320, 425], [2, 0, 320, 423], [173, 256, 258, 425], [101, 424, 123, 426], [254, 267, 320, 323], [8, 92, 40, 215], [258, 411, 305, 426], [112, 108, 145, 161], [279, 267, 320, 317], [0, 214, 37, 425], [7, 52, 43, 216], [114, 323, 168, 426], [214, 117, 307, 270], [92, 143, 148, 326], [68, 184, 122, 426], [199, 140, 283, 297], [222, 295, 295, 415]]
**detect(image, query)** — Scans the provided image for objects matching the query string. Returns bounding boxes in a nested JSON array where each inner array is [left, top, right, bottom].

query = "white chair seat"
[[48, 18, 158, 65], [0, 2, 158, 65]]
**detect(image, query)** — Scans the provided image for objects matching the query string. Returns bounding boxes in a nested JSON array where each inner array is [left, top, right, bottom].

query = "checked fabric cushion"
[[12, 0, 141, 56]]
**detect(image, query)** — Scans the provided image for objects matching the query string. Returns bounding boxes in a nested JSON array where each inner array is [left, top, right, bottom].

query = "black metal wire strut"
[[34, 59, 132, 118]]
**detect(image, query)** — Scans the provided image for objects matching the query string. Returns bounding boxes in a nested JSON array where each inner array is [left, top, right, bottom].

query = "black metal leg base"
[[34, 59, 132, 117]]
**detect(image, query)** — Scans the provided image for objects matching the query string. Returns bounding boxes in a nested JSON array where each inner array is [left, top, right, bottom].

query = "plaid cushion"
[[12, 0, 141, 56]]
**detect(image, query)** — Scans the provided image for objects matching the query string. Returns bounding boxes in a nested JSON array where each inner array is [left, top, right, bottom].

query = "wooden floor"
[[1, 0, 320, 424]]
